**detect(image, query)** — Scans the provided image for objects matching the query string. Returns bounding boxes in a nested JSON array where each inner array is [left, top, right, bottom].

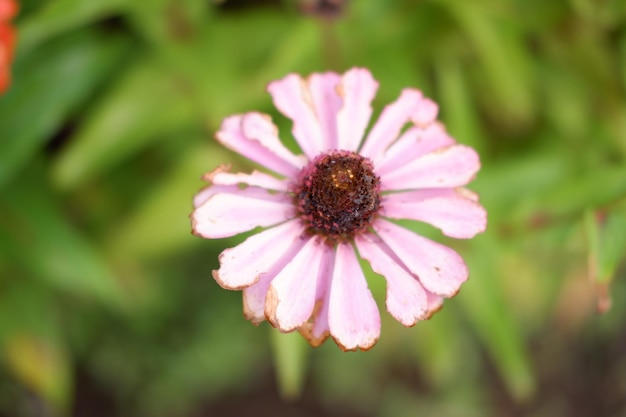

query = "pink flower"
[[0, 0, 18, 95], [191, 68, 486, 351]]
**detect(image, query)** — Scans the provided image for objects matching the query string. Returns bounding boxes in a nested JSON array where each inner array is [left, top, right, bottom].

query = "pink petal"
[[207, 168, 289, 192], [308, 72, 343, 150], [328, 243, 380, 351], [242, 234, 311, 325], [382, 189, 487, 239], [267, 74, 327, 159], [425, 291, 444, 318], [194, 181, 287, 209], [458, 187, 480, 202], [299, 244, 335, 347], [359, 88, 423, 159], [265, 237, 326, 332], [375, 123, 455, 177], [216, 113, 305, 177], [193, 184, 220, 209], [381, 145, 480, 191], [355, 236, 429, 327], [213, 220, 306, 290], [192, 166, 289, 223], [191, 186, 294, 238], [373, 219, 468, 297], [336, 68, 379, 152], [243, 273, 274, 325], [411, 97, 439, 126]]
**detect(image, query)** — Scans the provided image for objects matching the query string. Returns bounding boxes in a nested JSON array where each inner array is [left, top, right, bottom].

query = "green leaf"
[[50, 56, 196, 191], [114, 296, 267, 415], [140, 12, 319, 126], [0, 169, 125, 308], [439, 0, 535, 126], [534, 164, 626, 219], [472, 147, 573, 217], [103, 141, 234, 258], [0, 275, 72, 412], [540, 63, 590, 141], [17, 0, 127, 53], [585, 205, 626, 312], [585, 209, 601, 277], [0, 29, 130, 189], [410, 306, 478, 389], [435, 50, 486, 153], [2, 333, 72, 413], [459, 235, 535, 401], [244, 18, 320, 98], [596, 208, 626, 283]]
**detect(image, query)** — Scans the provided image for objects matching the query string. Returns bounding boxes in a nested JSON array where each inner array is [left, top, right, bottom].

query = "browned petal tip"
[[189, 218, 202, 237], [263, 285, 280, 329], [401, 318, 419, 329], [212, 268, 258, 291], [201, 164, 232, 182], [425, 303, 444, 320], [210, 269, 232, 290], [298, 300, 330, 347], [299, 326, 330, 348], [243, 294, 266, 326], [333, 336, 379, 352]]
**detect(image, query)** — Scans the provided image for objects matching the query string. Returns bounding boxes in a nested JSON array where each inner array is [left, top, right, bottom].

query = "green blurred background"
[[1, 0, 626, 416]]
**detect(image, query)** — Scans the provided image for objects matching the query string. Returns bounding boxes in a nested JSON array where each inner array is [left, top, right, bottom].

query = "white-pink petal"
[[193, 167, 288, 209], [192, 187, 294, 238], [373, 219, 468, 297], [216, 114, 304, 177], [425, 291, 444, 317], [457, 187, 480, 202], [356, 236, 429, 327], [202, 165, 289, 191], [328, 243, 380, 351], [267, 74, 327, 159], [308, 72, 343, 150], [299, 243, 335, 346], [214, 220, 306, 290], [382, 189, 487, 239], [336, 68, 379, 152], [265, 237, 326, 332], [242, 234, 311, 325], [243, 272, 274, 325], [375, 123, 456, 177], [411, 97, 439, 126], [381, 144, 480, 191], [360, 88, 423, 159], [193, 184, 219, 209]]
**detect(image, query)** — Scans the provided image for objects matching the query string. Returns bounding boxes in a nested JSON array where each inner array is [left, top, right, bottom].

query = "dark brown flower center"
[[292, 150, 381, 242]]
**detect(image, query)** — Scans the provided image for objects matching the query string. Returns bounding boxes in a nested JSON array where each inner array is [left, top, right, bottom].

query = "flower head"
[[191, 68, 487, 351], [0, 0, 18, 94]]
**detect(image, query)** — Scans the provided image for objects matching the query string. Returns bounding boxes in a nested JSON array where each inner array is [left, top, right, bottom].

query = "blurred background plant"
[[1, 0, 626, 416]]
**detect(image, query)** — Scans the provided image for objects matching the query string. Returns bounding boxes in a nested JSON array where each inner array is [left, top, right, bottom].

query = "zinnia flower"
[[0, 0, 18, 94], [191, 68, 486, 351]]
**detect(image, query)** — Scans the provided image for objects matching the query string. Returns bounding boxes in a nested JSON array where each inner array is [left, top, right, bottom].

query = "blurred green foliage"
[[1, 0, 626, 416]]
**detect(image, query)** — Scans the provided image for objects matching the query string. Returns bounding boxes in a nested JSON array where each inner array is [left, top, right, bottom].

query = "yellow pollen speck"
[[330, 169, 355, 189]]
